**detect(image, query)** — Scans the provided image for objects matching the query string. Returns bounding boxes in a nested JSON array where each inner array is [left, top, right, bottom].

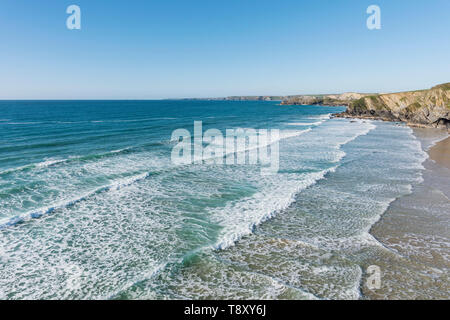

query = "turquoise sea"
[[0, 100, 438, 299]]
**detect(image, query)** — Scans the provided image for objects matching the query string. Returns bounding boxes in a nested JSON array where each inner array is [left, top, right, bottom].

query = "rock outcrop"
[[336, 83, 450, 131], [280, 92, 372, 106]]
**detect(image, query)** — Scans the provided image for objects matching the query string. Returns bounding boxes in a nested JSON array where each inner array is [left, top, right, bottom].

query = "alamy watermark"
[[66, 5, 380, 31], [367, 5, 381, 30], [171, 121, 280, 175], [366, 265, 382, 290], [66, 5, 81, 30]]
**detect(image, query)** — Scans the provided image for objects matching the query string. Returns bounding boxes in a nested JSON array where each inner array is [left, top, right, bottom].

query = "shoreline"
[[365, 126, 450, 299], [333, 113, 450, 132], [429, 137, 450, 169]]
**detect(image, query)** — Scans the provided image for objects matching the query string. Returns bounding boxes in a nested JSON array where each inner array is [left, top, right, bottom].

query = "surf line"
[[170, 121, 281, 175]]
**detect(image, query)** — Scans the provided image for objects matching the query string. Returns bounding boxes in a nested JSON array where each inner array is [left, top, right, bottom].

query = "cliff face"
[[280, 92, 371, 106], [337, 83, 450, 130]]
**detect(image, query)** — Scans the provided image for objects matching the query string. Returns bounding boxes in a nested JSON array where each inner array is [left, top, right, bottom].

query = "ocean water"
[[0, 100, 437, 299]]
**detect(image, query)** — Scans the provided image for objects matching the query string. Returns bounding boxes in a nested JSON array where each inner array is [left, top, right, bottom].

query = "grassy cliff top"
[[432, 83, 450, 91]]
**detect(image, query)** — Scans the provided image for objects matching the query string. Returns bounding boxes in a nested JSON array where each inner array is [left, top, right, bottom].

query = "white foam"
[[0, 172, 151, 229], [3, 122, 43, 125], [211, 118, 377, 251], [309, 113, 332, 120], [35, 159, 66, 168], [0, 159, 66, 175], [199, 128, 312, 163], [286, 121, 323, 126], [3, 116, 422, 300], [0, 147, 135, 176], [212, 167, 339, 250]]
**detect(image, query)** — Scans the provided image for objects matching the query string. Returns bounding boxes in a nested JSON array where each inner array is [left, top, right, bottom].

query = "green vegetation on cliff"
[[405, 102, 422, 113], [433, 83, 450, 91], [350, 98, 368, 112], [340, 82, 450, 130]]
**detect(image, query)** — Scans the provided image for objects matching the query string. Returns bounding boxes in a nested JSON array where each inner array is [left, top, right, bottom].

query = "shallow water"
[[367, 129, 450, 300], [0, 101, 445, 299]]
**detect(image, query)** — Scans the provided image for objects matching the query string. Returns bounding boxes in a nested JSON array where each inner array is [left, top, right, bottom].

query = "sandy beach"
[[366, 128, 450, 299], [429, 137, 450, 170]]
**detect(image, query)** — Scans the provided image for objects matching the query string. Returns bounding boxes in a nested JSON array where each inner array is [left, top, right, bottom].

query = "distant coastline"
[[185, 82, 450, 131]]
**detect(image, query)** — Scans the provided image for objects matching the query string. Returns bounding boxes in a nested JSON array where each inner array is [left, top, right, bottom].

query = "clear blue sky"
[[1, 0, 449, 99]]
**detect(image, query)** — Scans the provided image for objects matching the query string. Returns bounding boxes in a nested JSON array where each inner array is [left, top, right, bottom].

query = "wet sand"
[[429, 137, 450, 170], [366, 128, 450, 299]]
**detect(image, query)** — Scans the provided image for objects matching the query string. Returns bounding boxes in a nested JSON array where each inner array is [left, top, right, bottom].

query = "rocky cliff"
[[336, 83, 450, 130], [280, 92, 371, 106]]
